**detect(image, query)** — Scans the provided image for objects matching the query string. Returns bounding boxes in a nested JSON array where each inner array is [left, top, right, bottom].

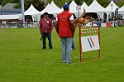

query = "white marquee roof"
[[86, 0, 105, 12], [24, 4, 40, 15], [69, 0, 77, 13], [81, 2, 89, 11], [119, 5, 124, 12], [40, 1, 61, 14], [105, 0, 118, 12], [0, 14, 20, 20]]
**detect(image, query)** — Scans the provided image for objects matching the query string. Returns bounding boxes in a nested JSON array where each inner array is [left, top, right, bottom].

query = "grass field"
[[0, 27, 124, 82]]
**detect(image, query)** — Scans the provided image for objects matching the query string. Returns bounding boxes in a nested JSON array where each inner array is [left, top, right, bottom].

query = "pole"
[[79, 25, 82, 62], [21, 0, 25, 23], [111, 3, 113, 20], [98, 26, 100, 58]]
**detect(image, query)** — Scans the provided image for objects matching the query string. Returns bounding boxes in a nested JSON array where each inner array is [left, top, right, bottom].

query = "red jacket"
[[57, 11, 73, 37], [40, 18, 53, 34]]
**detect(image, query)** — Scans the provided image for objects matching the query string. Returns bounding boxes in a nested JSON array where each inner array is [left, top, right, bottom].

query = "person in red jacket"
[[40, 12, 53, 49], [55, 4, 75, 63]]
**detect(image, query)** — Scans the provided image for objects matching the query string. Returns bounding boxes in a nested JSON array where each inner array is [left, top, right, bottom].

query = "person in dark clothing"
[[103, 12, 107, 23]]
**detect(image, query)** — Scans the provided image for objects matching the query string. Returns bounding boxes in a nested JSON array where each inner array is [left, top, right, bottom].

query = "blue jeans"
[[61, 37, 73, 63], [42, 33, 52, 49]]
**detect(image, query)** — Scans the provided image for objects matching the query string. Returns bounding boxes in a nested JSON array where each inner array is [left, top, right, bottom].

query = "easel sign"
[[79, 26, 100, 62]]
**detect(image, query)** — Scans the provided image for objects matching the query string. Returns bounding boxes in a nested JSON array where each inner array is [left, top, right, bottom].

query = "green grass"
[[0, 27, 124, 82]]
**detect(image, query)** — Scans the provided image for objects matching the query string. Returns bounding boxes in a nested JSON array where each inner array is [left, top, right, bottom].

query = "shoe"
[[42, 47, 46, 49], [71, 48, 75, 50], [40, 38, 42, 40], [49, 47, 52, 49], [65, 62, 72, 64]]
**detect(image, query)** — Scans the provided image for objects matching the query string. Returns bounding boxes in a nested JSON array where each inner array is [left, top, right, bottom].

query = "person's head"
[[63, 4, 69, 11], [43, 12, 48, 19]]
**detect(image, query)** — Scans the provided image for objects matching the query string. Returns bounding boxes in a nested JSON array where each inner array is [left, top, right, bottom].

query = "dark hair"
[[43, 12, 48, 15]]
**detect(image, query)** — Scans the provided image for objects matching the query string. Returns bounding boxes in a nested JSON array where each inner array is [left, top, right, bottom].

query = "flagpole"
[[21, 0, 25, 23]]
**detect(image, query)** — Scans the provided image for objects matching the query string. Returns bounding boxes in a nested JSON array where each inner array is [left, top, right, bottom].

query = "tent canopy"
[[105, 1, 118, 12], [86, 0, 105, 12], [0, 14, 20, 20], [69, 0, 77, 13], [81, 2, 89, 11], [119, 5, 124, 12], [24, 4, 40, 15], [40, 1, 61, 14]]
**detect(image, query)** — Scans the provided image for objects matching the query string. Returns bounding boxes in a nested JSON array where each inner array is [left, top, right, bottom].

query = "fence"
[[0, 21, 40, 28]]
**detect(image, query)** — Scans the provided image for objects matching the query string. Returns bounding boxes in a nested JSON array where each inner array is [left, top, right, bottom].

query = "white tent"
[[60, 1, 78, 13], [69, 0, 77, 13], [81, 2, 89, 11], [37, 3, 50, 15], [37, 1, 61, 21], [119, 5, 124, 12], [118, 5, 124, 18], [24, 4, 40, 15], [86, 0, 105, 12], [36, 3, 50, 22], [40, 1, 61, 14], [80, 2, 89, 17], [69, 0, 80, 17], [23, 4, 40, 21], [105, 0, 118, 12], [0, 14, 20, 20], [60, 7, 64, 13]]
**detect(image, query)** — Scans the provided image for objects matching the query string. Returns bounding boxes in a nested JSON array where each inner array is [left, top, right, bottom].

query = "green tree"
[[2, 0, 10, 6], [116, 0, 124, 7], [1, 0, 19, 6], [85, 0, 93, 6], [12, 0, 19, 3], [0, 0, 2, 5], [24, 0, 45, 11], [14, 0, 45, 11], [47, 0, 65, 8], [97, 0, 109, 8], [0, 0, 44, 11], [1, 0, 124, 10], [74, 0, 82, 5]]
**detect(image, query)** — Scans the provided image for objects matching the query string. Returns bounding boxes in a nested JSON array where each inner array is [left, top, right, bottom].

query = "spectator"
[[103, 12, 107, 23], [39, 12, 53, 49]]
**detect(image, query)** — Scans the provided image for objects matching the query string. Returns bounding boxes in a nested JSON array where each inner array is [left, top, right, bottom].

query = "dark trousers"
[[42, 33, 52, 49], [72, 39, 75, 49]]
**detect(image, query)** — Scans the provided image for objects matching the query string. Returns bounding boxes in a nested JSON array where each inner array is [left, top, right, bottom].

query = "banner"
[[81, 35, 100, 52]]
